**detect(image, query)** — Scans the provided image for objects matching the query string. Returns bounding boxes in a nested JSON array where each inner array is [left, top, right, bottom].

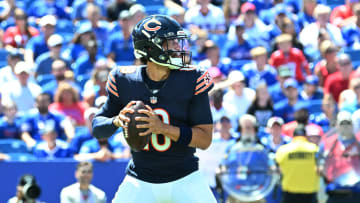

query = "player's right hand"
[[113, 101, 137, 128]]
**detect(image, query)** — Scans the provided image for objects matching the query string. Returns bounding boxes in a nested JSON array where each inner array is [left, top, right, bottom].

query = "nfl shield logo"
[[150, 96, 157, 104]]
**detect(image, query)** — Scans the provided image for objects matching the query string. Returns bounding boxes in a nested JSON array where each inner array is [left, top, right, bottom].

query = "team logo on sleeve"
[[195, 71, 214, 95]]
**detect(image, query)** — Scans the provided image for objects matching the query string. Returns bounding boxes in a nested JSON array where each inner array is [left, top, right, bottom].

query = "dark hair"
[[76, 161, 93, 171], [294, 108, 309, 125], [293, 124, 306, 136]]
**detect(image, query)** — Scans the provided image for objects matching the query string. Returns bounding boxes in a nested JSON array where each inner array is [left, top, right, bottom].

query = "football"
[[124, 101, 151, 151]]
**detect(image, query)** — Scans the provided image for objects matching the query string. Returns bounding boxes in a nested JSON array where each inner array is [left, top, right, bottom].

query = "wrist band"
[[178, 126, 193, 146]]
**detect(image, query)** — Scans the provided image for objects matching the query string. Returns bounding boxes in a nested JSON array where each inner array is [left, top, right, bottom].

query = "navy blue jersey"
[[93, 65, 214, 183]]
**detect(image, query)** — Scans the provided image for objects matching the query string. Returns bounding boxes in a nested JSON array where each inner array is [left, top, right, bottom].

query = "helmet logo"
[[144, 18, 162, 32]]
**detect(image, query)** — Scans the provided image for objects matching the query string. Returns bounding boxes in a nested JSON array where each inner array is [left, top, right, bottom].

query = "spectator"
[[34, 34, 67, 78], [314, 40, 339, 87], [209, 89, 227, 123], [42, 60, 80, 98], [0, 0, 18, 22], [106, 0, 133, 22], [300, 75, 323, 101], [275, 124, 320, 203], [309, 94, 337, 133], [272, 17, 304, 54], [129, 4, 147, 29], [242, 46, 278, 89], [341, 3, 360, 49], [269, 64, 292, 103], [1, 61, 42, 114], [84, 3, 109, 52], [49, 82, 87, 126], [105, 10, 135, 67], [207, 66, 225, 84], [24, 15, 57, 65], [296, 0, 317, 30], [167, 8, 185, 28], [324, 53, 355, 103], [305, 125, 323, 146], [21, 93, 75, 148], [269, 34, 310, 83], [75, 133, 130, 162], [274, 78, 310, 123], [222, 0, 241, 29], [72, 39, 105, 80], [227, 2, 270, 49], [2, 8, 39, 49], [7, 174, 44, 203], [63, 23, 96, 63], [0, 100, 22, 139], [299, 4, 345, 59], [60, 161, 107, 203], [197, 115, 236, 200], [319, 111, 360, 203], [282, 108, 324, 138], [261, 116, 291, 152], [340, 77, 360, 113], [184, 0, 226, 35], [33, 125, 72, 159], [198, 40, 225, 70], [247, 83, 274, 128], [72, 0, 106, 23], [69, 107, 98, 155], [352, 108, 360, 133], [222, 70, 256, 129], [330, 0, 360, 28], [0, 49, 23, 86], [224, 21, 253, 60], [26, 0, 70, 20], [82, 59, 109, 105]]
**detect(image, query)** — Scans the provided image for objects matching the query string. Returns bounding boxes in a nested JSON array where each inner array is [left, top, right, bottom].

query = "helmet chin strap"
[[149, 57, 185, 70]]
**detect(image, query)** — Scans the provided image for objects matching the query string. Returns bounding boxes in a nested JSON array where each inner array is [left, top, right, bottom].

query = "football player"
[[92, 15, 216, 202]]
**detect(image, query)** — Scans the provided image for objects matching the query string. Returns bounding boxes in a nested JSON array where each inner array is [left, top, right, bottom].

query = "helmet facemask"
[[149, 33, 192, 69]]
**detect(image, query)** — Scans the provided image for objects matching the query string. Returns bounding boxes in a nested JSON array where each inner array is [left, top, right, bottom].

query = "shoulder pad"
[[118, 65, 144, 74]]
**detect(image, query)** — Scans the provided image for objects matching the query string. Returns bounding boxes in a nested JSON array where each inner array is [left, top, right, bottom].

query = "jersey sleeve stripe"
[[108, 75, 118, 91], [196, 71, 209, 82], [107, 76, 118, 91], [109, 72, 117, 83], [195, 80, 207, 91], [106, 82, 119, 97], [195, 80, 213, 95]]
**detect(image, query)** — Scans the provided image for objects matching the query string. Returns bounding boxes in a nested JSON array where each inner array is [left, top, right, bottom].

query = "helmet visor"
[[163, 36, 192, 68]]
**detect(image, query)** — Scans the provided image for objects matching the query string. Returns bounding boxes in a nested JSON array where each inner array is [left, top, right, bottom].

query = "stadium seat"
[[325, 0, 345, 9], [135, 0, 164, 6], [344, 49, 360, 69], [0, 49, 8, 68], [7, 152, 37, 161], [0, 139, 29, 153], [36, 74, 55, 87]]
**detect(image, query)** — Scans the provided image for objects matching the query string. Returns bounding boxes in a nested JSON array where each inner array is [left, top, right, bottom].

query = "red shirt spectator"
[[2, 26, 39, 48], [330, 0, 359, 27], [2, 8, 39, 48], [314, 60, 339, 87], [314, 40, 339, 86], [269, 48, 310, 82], [324, 72, 350, 103], [49, 82, 87, 126], [282, 121, 324, 138]]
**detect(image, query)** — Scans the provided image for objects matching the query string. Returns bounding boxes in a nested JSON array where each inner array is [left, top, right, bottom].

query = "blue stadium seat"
[[308, 99, 323, 115], [8, 152, 37, 161], [135, 0, 164, 6], [0, 49, 8, 68], [325, 0, 345, 9], [344, 49, 360, 69], [36, 74, 55, 87], [76, 74, 91, 89], [0, 139, 29, 153]]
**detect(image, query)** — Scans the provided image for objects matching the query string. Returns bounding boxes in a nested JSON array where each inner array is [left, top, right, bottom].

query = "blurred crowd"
[[0, 0, 359, 202]]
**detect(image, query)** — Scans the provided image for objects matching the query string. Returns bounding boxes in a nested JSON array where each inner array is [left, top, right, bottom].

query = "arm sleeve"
[[188, 69, 214, 126]]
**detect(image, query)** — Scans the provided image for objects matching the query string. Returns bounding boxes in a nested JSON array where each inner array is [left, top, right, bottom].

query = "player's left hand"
[[135, 105, 164, 136]]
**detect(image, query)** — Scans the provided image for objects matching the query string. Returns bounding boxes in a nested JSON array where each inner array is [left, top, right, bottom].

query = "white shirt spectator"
[[60, 182, 107, 203], [2, 80, 42, 114], [299, 22, 345, 51], [184, 3, 226, 33]]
